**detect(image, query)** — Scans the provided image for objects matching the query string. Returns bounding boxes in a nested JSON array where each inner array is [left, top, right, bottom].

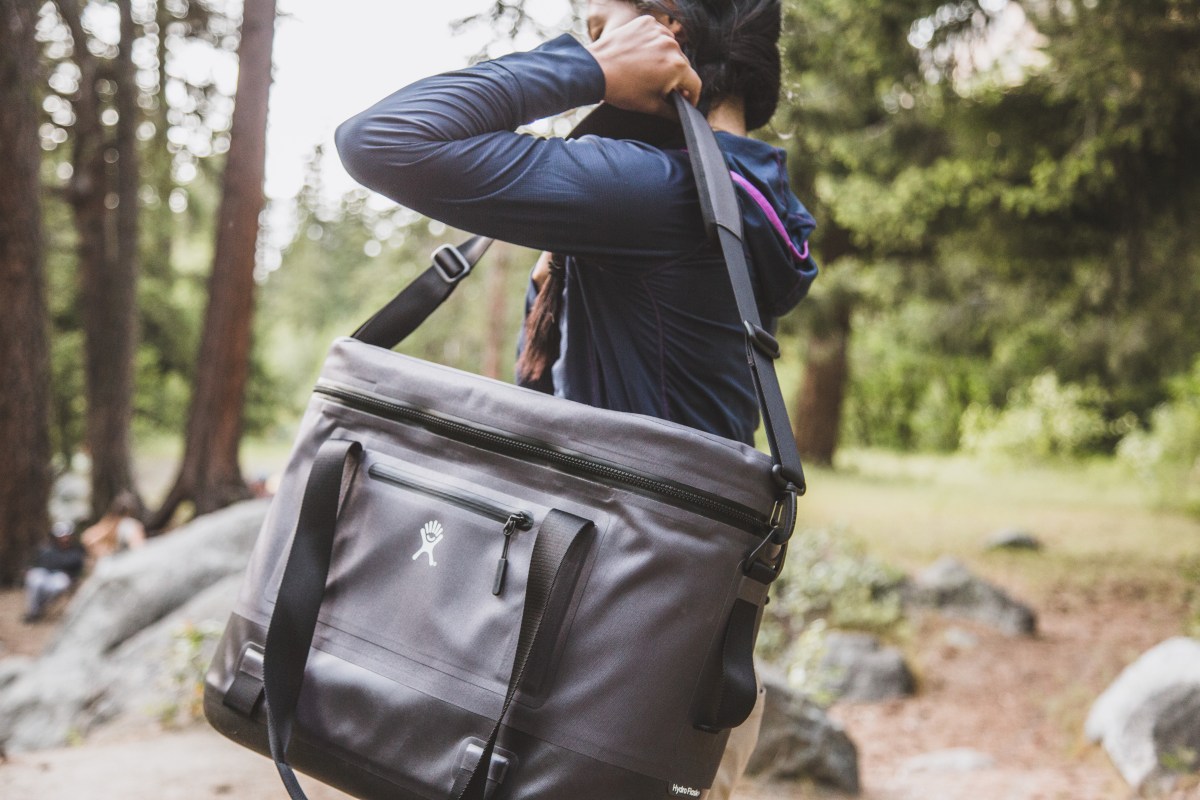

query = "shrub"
[[960, 371, 1110, 459], [757, 528, 906, 700], [1117, 357, 1200, 513]]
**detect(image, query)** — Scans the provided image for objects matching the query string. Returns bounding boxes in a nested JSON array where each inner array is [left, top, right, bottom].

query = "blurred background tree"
[[0, 0, 52, 585]]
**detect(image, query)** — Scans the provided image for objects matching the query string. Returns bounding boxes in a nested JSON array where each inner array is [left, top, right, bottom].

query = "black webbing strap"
[[672, 93, 806, 499], [693, 598, 760, 731], [263, 438, 361, 799], [352, 235, 494, 349], [260, 436, 592, 800], [450, 510, 592, 800]]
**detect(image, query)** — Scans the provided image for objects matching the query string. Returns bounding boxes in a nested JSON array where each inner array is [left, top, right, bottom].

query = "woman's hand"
[[585, 15, 701, 117]]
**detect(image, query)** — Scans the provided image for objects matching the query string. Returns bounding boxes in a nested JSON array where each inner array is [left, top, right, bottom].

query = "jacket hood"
[[718, 132, 818, 318]]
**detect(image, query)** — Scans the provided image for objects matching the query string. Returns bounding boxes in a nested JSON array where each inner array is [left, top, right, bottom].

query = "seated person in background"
[[81, 491, 146, 561], [23, 521, 86, 623]]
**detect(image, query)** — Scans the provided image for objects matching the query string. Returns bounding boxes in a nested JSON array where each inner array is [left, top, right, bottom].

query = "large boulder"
[[747, 669, 860, 794], [0, 501, 266, 754], [1086, 637, 1200, 790], [48, 499, 268, 658], [901, 557, 1037, 636], [818, 632, 915, 703]]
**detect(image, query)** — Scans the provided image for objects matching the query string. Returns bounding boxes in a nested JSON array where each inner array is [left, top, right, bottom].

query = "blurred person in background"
[[23, 521, 86, 623]]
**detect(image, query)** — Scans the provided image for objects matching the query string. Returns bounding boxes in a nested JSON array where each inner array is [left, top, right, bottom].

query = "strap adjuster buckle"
[[432, 244, 473, 284], [743, 321, 781, 360]]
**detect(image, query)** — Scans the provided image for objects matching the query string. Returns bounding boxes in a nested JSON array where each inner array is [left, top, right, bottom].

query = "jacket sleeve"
[[334, 35, 705, 258]]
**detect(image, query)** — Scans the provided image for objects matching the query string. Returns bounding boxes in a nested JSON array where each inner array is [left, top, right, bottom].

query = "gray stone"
[[1086, 637, 1200, 743], [0, 652, 109, 752], [900, 748, 996, 773], [747, 668, 860, 794], [902, 557, 1037, 636], [0, 657, 32, 691], [1086, 637, 1200, 790], [818, 632, 915, 703], [942, 626, 980, 651], [0, 502, 265, 754], [984, 529, 1043, 552]]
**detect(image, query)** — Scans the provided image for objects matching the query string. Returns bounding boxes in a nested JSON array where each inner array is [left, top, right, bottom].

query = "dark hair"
[[637, 0, 783, 130]]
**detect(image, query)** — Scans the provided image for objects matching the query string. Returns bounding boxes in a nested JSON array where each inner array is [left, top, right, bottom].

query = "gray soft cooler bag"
[[204, 97, 806, 800]]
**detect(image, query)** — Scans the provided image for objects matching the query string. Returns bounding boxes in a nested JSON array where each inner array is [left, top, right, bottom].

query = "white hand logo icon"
[[412, 520, 444, 566]]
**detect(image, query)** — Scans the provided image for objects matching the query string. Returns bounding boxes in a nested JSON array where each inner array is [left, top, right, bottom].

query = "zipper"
[[368, 462, 533, 596], [320, 380, 769, 536]]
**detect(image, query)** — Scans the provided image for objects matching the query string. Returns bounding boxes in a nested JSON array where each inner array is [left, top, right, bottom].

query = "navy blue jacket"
[[336, 35, 817, 445]]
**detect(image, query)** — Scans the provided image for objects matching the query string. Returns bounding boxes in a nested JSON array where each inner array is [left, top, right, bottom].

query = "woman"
[[336, 1, 817, 796]]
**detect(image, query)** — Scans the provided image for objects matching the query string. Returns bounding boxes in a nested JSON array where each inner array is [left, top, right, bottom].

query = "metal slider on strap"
[[432, 244, 473, 284], [743, 321, 781, 360]]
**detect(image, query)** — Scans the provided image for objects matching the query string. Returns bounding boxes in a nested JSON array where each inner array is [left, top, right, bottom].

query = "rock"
[[818, 632, 915, 703], [0, 652, 108, 752], [95, 574, 244, 735], [0, 657, 32, 691], [1086, 637, 1200, 743], [984, 528, 1043, 552], [902, 557, 1037, 636], [1104, 683, 1200, 791], [47, 499, 268, 658], [900, 748, 996, 773], [942, 626, 980, 651], [0, 502, 266, 754], [747, 668, 860, 794], [1086, 637, 1200, 790]]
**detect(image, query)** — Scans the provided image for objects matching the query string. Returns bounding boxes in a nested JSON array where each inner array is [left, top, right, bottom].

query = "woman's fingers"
[[674, 64, 703, 107], [586, 15, 703, 117]]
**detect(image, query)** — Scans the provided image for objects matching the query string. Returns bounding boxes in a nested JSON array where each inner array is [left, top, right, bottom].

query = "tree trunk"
[[150, 0, 277, 529], [792, 295, 852, 467], [0, 0, 53, 585], [58, 0, 141, 520], [792, 226, 855, 468], [481, 245, 512, 380]]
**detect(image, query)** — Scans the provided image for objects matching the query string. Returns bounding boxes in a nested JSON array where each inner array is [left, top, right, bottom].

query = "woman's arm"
[[334, 30, 704, 258]]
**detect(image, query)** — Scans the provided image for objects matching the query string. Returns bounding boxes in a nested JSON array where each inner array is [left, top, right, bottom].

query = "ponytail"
[[516, 253, 566, 384]]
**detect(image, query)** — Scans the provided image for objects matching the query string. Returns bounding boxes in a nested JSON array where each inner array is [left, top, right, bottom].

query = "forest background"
[[1, 0, 1199, 583]]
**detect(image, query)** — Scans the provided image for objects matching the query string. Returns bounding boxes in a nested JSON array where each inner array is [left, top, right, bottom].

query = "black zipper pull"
[[492, 513, 530, 596]]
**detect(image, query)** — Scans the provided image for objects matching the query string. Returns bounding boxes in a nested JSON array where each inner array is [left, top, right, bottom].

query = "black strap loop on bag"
[[262, 437, 593, 800]]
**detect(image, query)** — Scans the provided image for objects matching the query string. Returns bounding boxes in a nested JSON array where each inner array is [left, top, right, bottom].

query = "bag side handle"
[[261, 437, 593, 800]]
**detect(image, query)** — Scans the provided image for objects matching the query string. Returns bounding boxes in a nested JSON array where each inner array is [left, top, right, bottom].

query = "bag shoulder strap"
[[350, 94, 806, 503]]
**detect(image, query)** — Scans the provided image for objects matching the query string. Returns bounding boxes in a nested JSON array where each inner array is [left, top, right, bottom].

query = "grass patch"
[[797, 448, 1200, 599]]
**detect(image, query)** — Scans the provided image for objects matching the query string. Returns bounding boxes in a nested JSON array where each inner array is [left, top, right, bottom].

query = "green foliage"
[[156, 620, 223, 727], [257, 149, 538, 425], [1118, 356, 1200, 513], [759, 528, 905, 653], [758, 527, 906, 698], [960, 371, 1114, 460]]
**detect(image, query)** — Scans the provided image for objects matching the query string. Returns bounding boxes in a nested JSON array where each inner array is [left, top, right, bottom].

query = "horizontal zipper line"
[[314, 381, 768, 535], [368, 463, 533, 529]]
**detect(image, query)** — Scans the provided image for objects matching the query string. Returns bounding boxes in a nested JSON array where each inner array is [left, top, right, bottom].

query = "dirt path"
[[1, 587, 1196, 799]]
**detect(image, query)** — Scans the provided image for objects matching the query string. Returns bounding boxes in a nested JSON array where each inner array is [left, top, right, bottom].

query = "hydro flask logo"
[[412, 520, 444, 566], [670, 785, 700, 798]]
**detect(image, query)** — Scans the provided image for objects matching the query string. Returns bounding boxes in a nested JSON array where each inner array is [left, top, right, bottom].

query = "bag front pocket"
[[316, 452, 546, 693]]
